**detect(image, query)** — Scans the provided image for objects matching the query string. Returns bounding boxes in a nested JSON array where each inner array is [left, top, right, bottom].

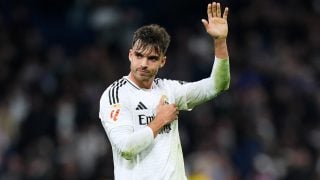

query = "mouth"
[[137, 69, 150, 75]]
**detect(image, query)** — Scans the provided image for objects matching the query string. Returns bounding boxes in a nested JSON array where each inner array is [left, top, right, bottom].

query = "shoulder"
[[100, 78, 129, 106], [154, 78, 187, 87]]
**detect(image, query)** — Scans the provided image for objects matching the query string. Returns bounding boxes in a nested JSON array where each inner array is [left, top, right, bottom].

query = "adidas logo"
[[136, 102, 148, 110]]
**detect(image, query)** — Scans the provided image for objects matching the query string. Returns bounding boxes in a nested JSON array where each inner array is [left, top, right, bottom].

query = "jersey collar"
[[124, 76, 156, 90]]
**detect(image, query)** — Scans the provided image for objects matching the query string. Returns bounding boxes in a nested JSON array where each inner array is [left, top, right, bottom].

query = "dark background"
[[1, 0, 320, 179]]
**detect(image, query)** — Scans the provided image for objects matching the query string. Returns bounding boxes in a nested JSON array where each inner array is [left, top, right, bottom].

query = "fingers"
[[158, 96, 164, 105], [216, 2, 221, 17], [207, 3, 213, 18], [223, 7, 229, 20], [208, 2, 228, 19], [158, 95, 172, 107], [211, 2, 216, 17]]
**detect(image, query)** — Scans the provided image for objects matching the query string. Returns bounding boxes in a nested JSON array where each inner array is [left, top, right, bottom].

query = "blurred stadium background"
[[1, 0, 320, 179]]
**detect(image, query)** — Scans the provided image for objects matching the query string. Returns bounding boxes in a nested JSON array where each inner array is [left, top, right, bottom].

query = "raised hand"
[[201, 2, 229, 39]]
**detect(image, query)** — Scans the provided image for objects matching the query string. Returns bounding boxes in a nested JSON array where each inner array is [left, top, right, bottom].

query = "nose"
[[140, 58, 148, 68]]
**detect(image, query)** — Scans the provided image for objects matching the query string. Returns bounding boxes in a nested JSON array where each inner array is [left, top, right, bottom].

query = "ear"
[[128, 49, 133, 62], [160, 56, 166, 68]]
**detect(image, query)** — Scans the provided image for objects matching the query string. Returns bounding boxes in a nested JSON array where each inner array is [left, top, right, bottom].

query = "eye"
[[148, 56, 159, 62], [134, 52, 143, 59]]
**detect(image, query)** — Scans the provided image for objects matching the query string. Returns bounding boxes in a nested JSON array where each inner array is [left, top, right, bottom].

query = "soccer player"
[[99, 1, 230, 179]]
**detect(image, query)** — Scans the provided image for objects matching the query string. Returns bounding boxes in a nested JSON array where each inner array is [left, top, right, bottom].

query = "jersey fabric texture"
[[99, 59, 228, 180]]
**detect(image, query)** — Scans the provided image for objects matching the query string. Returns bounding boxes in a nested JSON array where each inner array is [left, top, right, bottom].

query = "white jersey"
[[99, 59, 228, 180]]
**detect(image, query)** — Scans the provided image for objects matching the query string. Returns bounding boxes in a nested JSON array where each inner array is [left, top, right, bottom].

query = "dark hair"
[[132, 24, 171, 55]]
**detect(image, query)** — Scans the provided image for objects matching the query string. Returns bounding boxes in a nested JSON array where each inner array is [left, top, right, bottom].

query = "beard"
[[134, 67, 156, 81]]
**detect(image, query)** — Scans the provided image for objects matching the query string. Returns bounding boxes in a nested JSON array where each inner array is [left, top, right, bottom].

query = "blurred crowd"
[[1, 0, 320, 179]]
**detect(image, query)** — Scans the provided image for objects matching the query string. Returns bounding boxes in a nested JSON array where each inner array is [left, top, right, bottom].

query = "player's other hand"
[[155, 96, 179, 124], [202, 2, 229, 39]]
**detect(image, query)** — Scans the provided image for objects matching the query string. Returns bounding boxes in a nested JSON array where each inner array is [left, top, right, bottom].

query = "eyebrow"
[[134, 51, 144, 56], [134, 51, 160, 60]]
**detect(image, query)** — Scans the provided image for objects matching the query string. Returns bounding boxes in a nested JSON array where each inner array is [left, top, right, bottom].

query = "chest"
[[129, 88, 175, 128]]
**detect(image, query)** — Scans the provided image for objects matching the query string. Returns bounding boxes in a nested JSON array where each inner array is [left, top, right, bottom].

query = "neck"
[[128, 73, 154, 89]]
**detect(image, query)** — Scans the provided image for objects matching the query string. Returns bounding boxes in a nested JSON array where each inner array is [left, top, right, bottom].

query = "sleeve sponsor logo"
[[109, 104, 121, 121]]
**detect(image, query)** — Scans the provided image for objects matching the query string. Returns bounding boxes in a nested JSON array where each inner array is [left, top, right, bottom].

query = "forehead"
[[132, 41, 161, 57]]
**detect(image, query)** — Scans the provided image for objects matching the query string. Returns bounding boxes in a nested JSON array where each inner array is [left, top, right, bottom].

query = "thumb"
[[158, 95, 165, 105], [201, 19, 209, 30]]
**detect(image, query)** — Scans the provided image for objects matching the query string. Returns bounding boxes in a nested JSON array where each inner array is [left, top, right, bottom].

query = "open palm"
[[202, 2, 229, 39]]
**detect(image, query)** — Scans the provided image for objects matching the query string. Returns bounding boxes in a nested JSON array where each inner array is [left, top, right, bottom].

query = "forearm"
[[214, 38, 228, 59], [109, 126, 154, 160], [148, 116, 168, 137], [211, 56, 230, 91], [212, 38, 230, 90]]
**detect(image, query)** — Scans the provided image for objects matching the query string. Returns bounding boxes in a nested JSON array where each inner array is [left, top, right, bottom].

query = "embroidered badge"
[[109, 104, 121, 121]]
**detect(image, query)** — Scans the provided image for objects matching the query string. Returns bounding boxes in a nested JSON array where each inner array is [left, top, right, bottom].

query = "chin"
[[139, 76, 151, 81]]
